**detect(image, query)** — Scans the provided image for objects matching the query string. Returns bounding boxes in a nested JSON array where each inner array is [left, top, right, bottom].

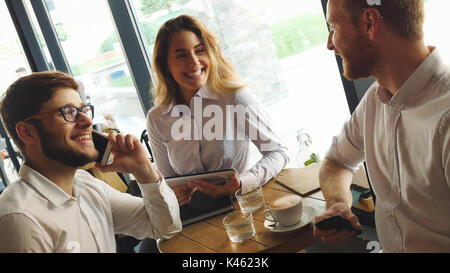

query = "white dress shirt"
[[0, 164, 181, 253], [326, 47, 450, 252], [147, 85, 289, 194]]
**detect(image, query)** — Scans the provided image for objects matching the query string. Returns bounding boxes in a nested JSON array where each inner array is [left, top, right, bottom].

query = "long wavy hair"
[[151, 15, 246, 108]]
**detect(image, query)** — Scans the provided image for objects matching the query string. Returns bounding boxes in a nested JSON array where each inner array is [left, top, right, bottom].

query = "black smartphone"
[[92, 130, 112, 166], [315, 215, 362, 235]]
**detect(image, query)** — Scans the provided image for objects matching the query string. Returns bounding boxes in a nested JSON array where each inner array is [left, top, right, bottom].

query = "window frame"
[[29, 0, 71, 74], [107, 0, 154, 114], [5, 0, 374, 186]]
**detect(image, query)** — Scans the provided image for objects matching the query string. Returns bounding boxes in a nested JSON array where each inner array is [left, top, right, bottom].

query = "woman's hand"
[[170, 184, 197, 206], [189, 173, 241, 198]]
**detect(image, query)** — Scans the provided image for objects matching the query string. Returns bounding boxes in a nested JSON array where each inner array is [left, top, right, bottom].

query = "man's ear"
[[363, 8, 382, 41], [16, 121, 40, 144]]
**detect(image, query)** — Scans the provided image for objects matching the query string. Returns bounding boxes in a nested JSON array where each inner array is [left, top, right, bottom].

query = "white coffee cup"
[[263, 194, 303, 227]]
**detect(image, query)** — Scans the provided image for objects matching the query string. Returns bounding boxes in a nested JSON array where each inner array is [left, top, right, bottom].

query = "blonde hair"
[[151, 15, 246, 108], [342, 0, 424, 41]]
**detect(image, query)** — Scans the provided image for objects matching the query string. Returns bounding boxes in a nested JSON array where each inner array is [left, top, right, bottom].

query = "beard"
[[36, 125, 99, 168], [339, 33, 378, 81]]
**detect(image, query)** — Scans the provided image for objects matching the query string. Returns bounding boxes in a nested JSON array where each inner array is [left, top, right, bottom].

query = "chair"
[[81, 162, 128, 192], [138, 130, 160, 252], [0, 152, 10, 195], [140, 129, 154, 163]]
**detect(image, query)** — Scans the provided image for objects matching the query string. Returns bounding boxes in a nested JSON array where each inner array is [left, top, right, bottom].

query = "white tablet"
[[165, 169, 237, 187]]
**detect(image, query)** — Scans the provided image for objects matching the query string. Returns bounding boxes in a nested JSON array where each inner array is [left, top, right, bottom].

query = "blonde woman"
[[147, 15, 289, 206]]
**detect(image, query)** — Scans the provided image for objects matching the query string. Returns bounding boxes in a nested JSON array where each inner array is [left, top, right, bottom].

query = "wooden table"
[[158, 178, 327, 253]]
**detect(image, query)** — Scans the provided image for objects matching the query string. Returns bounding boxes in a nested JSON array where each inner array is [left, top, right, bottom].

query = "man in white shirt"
[[0, 72, 182, 252], [314, 0, 450, 252]]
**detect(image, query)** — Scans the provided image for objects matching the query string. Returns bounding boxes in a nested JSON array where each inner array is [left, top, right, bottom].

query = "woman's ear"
[[16, 121, 40, 145]]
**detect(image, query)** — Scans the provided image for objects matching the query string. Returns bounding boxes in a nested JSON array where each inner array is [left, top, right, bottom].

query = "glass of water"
[[222, 211, 256, 243], [235, 185, 265, 213]]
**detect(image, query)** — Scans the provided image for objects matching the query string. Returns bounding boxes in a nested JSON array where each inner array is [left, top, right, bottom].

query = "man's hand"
[[95, 131, 160, 183], [313, 202, 362, 245], [189, 173, 241, 198]]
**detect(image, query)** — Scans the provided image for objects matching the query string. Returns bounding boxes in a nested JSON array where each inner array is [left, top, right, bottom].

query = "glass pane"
[[44, 0, 146, 138], [23, 0, 55, 71], [424, 0, 450, 62], [0, 5, 31, 92], [132, 0, 350, 167], [0, 1, 29, 182]]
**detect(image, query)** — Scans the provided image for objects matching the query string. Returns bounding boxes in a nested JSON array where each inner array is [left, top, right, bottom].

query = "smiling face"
[[35, 88, 98, 167], [326, 0, 378, 80], [167, 30, 211, 99]]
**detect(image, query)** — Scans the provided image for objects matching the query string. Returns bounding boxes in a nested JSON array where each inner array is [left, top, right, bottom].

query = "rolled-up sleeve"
[[326, 96, 366, 173]]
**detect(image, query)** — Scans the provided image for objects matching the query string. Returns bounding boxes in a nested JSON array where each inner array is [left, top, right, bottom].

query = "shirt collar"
[[196, 85, 220, 101], [161, 85, 220, 115], [377, 46, 442, 105], [19, 164, 81, 207]]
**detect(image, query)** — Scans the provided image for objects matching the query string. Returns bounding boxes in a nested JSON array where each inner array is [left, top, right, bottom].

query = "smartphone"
[[92, 130, 112, 166], [315, 215, 362, 236]]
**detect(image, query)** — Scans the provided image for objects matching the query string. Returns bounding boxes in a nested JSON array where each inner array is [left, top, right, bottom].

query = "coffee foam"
[[270, 194, 301, 209]]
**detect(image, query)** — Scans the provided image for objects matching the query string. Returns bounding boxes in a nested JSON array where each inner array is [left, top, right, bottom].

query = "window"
[[132, 0, 350, 167], [42, 0, 147, 137], [6, 0, 443, 173], [0, 3, 31, 93], [0, 1, 30, 182], [23, 0, 55, 71], [424, 0, 450, 62]]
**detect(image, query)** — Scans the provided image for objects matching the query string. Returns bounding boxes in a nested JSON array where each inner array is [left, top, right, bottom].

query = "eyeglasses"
[[24, 105, 94, 123]]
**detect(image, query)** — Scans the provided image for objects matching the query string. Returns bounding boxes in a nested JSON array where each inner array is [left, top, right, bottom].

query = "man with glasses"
[[314, 0, 450, 252], [0, 72, 181, 252]]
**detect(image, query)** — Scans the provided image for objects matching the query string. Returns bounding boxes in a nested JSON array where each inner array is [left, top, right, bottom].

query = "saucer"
[[264, 206, 316, 233]]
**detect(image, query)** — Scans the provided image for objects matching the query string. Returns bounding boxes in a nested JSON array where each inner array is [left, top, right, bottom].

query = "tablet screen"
[[165, 169, 236, 187]]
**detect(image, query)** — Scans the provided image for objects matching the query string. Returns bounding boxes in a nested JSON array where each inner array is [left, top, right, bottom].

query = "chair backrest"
[[140, 130, 154, 163], [80, 162, 128, 193], [0, 152, 10, 189]]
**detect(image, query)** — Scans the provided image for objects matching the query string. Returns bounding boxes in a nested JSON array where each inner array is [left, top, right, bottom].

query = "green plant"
[[270, 12, 328, 59], [99, 34, 119, 54], [140, 0, 190, 17], [55, 23, 69, 42], [304, 153, 320, 166]]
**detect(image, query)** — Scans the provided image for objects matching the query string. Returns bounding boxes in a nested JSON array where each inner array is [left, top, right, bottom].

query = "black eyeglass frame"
[[24, 104, 95, 123]]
